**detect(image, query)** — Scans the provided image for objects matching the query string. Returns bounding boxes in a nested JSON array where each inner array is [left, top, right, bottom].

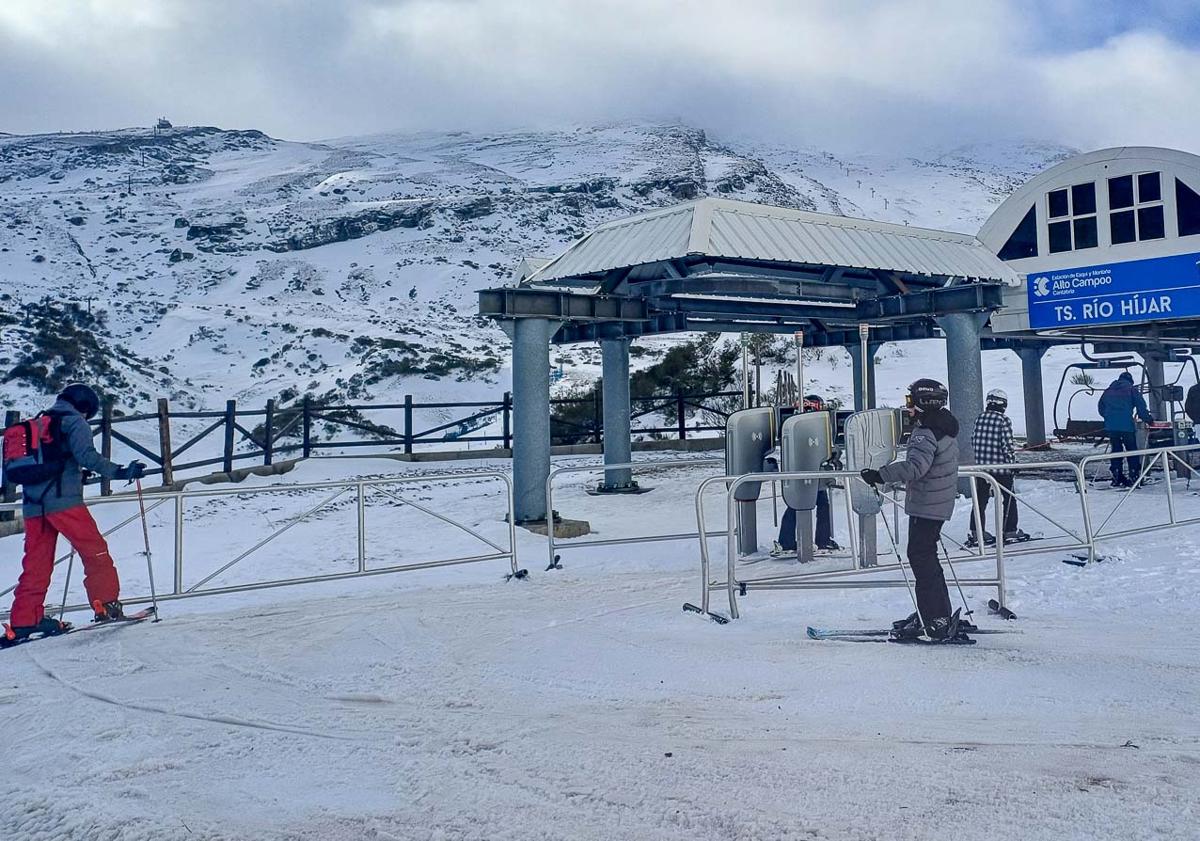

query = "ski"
[[1004, 533, 1042, 545], [805, 628, 979, 646], [1, 607, 156, 651], [889, 634, 976, 646], [682, 603, 729, 624], [806, 625, 1010, 640], [71, 606, 158, 634]]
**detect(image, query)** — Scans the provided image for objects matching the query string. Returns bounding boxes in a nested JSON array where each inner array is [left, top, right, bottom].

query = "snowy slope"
[[1, 455, 1197, 840], [0, 122, 1075, 421]]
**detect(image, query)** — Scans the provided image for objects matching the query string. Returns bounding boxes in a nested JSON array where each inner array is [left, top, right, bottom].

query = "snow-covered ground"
[[2, 455, 1198, 840]]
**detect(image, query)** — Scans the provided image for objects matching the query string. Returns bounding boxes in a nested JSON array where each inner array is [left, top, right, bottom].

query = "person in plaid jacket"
[[967, 389, 1028, 546]]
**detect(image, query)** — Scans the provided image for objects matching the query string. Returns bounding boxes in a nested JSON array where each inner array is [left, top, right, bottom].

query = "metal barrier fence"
[[955, 459, 1093, 562], [544, 458, 726, 570], [691, 444, 1200, 620], [0, 470, 518, 620], [1080, 442, 1200, 545], [694, 470, 1008, 620]]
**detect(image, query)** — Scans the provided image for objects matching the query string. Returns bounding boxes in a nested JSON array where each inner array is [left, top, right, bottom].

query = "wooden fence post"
[[222, 399, 236, 473], [403, 395, 413, 455], [301, 396, 313, 458], [677, 392, 687, 441], [100, 400, 114, 496], [1, 410, 17, 521], [502, 391, 512, 450], [263, 399, 274, 466], [157, 398, 174, 487]]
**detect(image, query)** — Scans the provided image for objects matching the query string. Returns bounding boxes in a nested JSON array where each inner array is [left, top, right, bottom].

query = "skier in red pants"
[[3, 384, 145, 644]]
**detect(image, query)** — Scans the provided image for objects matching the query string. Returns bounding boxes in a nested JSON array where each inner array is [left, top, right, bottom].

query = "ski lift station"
[[479, 147, 1200, 523]]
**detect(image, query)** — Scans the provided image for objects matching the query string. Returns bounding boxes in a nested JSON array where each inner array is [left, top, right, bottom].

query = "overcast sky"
[[2, 0, 1199, 152]]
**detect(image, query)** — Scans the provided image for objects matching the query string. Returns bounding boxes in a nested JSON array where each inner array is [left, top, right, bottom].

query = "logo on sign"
[[1032, 276, 1050, 297], [751, 432, 762, 442]]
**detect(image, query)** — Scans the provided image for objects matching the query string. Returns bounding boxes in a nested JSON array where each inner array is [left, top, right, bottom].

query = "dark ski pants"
[[778, 489, 832, 550], [9, 505, 120, 627], [907, 516, 952, 625], [1107, 431, 1141, 482], [969, 475, 1017, 536]]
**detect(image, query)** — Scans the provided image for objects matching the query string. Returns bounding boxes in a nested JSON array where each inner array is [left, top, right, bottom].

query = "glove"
[[860, 468, 883, 487], [115, 460, 147, 481]]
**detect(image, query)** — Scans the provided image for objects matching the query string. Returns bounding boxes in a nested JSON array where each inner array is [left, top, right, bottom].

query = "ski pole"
[[59, 549, 76, 622], [874, 487, 928, 637], [938, 539, 973, 619], [134, 479, 161, 621]]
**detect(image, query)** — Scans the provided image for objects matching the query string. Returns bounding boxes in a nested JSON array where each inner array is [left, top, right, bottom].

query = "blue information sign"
[[1027, 250, 1200, 329]]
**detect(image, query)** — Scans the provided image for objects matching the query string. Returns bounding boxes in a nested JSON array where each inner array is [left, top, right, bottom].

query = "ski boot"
[[1004, 529, 1032, 544], [890, 612, 924, 639], [2, 616, 73, 647], [928, 610, 974, 644], [769, 541, 786, 558], [964, 531, 996, 549], [816, 539, 841, 552], [92, 600, 126, 624], [890, 609, 974, 644]]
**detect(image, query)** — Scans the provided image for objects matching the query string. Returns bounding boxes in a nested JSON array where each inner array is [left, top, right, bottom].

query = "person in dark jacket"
[[1185, 384, 1200, 438], [1186, 383, 1200, 424], [3, 384, 145, 643], [967, 388, 1027, 546], [860, 379, 965, 641], [771, 394, 840, 556], [1097, 371, 1153, 487]]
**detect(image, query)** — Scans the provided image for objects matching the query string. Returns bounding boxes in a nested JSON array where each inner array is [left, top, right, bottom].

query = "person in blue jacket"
[[1097, 371, 1153, 487]]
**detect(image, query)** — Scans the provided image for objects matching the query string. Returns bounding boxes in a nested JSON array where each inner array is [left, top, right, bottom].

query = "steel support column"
[[936, 312, 989, 465], [1017, 346, 1048, 448], [847, 342, 881, 410], [1141, 351, 1167, 419], [508, 318, 558, 522], [599, 338, 634, 490]]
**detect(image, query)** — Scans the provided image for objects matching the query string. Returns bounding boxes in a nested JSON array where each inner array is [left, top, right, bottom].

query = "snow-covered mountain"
[[0, 122, 1074, 414]]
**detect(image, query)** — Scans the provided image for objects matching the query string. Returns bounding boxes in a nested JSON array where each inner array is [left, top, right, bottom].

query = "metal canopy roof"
[[525, 198, 1020, 289]]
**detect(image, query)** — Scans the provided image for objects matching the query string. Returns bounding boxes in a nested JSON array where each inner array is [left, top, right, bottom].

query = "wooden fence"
[[1, 390, 740, 510]]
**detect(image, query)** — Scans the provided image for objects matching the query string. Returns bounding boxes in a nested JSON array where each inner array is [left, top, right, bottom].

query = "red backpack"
[[2, 412, 69, 486]]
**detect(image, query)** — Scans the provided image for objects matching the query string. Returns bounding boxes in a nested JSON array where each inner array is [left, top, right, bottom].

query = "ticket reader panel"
[[781, 411, 833, 562], [725, 407, 775, 555], [843, 408, 902, 567], [781, 412, 832, 510]]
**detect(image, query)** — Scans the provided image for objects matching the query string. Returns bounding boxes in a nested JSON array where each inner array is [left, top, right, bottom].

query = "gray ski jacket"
[[877, 408, 960, 522], [21, 399, 122, 518]]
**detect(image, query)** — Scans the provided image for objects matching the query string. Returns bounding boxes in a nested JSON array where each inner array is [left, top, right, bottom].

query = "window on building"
[[998, 205, 1038, 260], [1047, 181, 1098, 253], [1109, 175, 1134, 209], [1177, 178, 1200, 237], [1138, 206, 1165, 240], [1048, 220, 1072, 253], [1111, 210, 1136, 245], [1048, 189, 1069, 219], [1139, 172, 1162, 203], [1108, 171, 1164, 243]]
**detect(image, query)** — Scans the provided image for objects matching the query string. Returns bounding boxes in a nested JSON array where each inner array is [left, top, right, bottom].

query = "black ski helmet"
[[59, 383, 101, 419], [907, 378, 948, 413]]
